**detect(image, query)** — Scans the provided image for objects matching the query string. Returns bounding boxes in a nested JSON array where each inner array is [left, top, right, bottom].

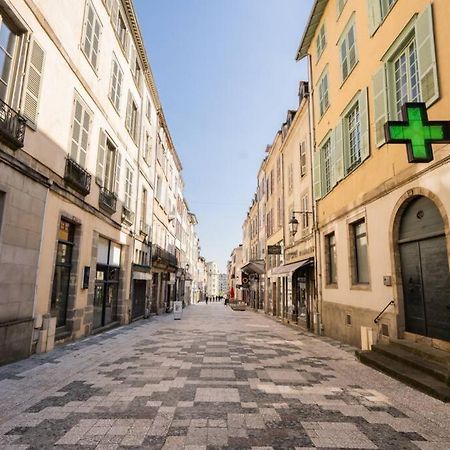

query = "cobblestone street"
[[0, 304, 449, 449]]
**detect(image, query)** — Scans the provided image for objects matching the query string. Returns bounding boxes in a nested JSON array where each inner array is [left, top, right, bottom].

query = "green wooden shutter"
[[114, 151, 122, 195], [360, 87, 370, 162], [415, 3, 439, 105], [313, 150, 322, 200], [333, 120, 344, 185], [96, 129, 107, 185], [367, 0, 382, 36], [372, 65, 388, 147], [23, 40, 45, 123]]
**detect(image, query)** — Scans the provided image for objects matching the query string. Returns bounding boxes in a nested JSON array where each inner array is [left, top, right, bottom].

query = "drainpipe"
[[307, 53, 323, 335]]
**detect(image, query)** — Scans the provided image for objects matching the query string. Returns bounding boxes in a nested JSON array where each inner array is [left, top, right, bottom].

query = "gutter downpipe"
[[307, 53, 324, 336]]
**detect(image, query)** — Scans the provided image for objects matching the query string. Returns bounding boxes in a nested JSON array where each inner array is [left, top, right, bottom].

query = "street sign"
[[385, 103, 450, 163], [267, 245, 282, 255]]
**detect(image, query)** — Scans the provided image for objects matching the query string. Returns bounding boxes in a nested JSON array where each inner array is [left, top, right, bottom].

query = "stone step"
[[389, 338, 450, 366], [372, 343, 450, 385], [356, 350, 450, 402]]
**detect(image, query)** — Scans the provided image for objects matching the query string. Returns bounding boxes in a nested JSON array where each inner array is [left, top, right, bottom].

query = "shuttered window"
[[125, 92, 138, 140], [124, 163, 133, 209], [372, 4, 439, 146], [23, 40, 45, 123], [81, 2, 101, 70], [315, 24, 326, 60], [115, 11, 127, 51], [336, 0, 347, 18], [70, 97, 92, 168], [339, 21, 357, 82], [0, 19, 18, 103], [322, 139, 332, 194], [318, 69, 329, 118], [109, 56, 123, 111], [300, 141, 307, 177], [96, 130, 120, 193]]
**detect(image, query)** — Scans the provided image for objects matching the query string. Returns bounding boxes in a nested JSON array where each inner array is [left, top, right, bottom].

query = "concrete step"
[[389, 338, 450, 366], [372, 343, 450, 385], [356, 350, 450, 402]]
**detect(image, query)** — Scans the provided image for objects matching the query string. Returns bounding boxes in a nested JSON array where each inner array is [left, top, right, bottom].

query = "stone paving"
[[0, 304, 449, 449]]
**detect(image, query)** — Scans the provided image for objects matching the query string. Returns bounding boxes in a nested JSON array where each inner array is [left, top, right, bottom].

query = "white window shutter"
[[333, 120, 344, 185], [96, 129, 107, 185], [125, 93, 132, 131], [313, 150, 322, 200], [110, 0, 119, 24], [359, 87, 370, 162], [114, 151, 122, 195], [372, 65, 388, 147], [23, 40, 45, 123], [367, 0, 382, 36], [415, 4, 439, 105]]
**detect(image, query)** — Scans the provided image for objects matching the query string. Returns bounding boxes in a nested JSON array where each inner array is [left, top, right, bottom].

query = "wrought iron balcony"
[[140, 220, 150, 236], [151, 244, 177, 267], [64, 158, 91, 196], [121, 205, 135, 225], [0, 98, 26, 149], [99, 187, 117, 213]]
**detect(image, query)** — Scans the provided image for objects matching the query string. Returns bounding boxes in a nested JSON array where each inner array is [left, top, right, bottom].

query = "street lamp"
[[289, 211, 314, 236]]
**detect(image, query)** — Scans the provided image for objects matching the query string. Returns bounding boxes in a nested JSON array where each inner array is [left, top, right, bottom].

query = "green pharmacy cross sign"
[[385, 103, 450, 163]]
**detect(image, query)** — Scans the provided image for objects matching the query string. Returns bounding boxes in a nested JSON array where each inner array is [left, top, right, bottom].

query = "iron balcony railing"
[[151, 243, 177, 267], [0, 98, 26, 149], [121, 205, 135, 225], [99, 187, 117, 213], [64, 158, 91, 196]]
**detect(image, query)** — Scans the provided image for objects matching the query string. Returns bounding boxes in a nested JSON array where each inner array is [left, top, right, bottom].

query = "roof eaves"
[[296, 0, 329, 61]]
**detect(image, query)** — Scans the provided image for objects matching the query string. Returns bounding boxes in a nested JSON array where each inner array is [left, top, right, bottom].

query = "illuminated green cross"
[[385, 103, 450, 163]]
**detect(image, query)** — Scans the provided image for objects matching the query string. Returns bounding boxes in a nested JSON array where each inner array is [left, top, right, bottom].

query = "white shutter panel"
[[110, 0, 119, 25], [23, 40, 45, 123], [114, 151, 121, 195], [313, 150, 322, 200], [367, 0, 382, 36], [333, 120, 344, 185], [125, 93, 132, 131], [372, 65, 388, 147], [359, 87, 370, 162], [96, 129, 107, 185], [415, 4, 439, 105]]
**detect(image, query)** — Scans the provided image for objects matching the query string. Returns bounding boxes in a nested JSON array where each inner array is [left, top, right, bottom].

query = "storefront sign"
[[267, 245, 282, 255], [385, 103, 450, 163]]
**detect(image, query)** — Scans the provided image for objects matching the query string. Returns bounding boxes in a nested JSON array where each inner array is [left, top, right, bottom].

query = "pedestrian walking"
[[206, 296, 208, 304]]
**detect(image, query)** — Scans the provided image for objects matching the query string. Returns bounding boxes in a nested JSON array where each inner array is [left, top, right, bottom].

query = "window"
[[300, 142, 307, 177], [340, 22, 357, 82], [287, 163, 293, 194], [318, 69, 329, 117], [277, 197, 281, 229], [393, 40, 420, 118], [345, 102, 361, 173], [115, 11, 127, 50], [372, 5, 439, 147], [276, 157, 281, 181], [0, 191, 5, 235], [143, 132, 152, 163], [351, 219, 369, 284], [125, 92, 138, 140], [325, 232, 337, 284], [96, 130, 121, 193], [51, 220, 76, 328], [146, 98, 152, 122], [109, 56, 123, 111], [132, 54, 141, 87], [337, 0, 347, 17], [81, 2, 101, 70], [156, 175, 162, 202], [321, 138, 332, 194], [381, 0, 397, 20], [316, 24, 326, 59], [70, 97, 92, 168], [124, 163, 133, 210], [0, 18, 19, 102], [301, 195, 309, 229], [141, 187, 147, 225]]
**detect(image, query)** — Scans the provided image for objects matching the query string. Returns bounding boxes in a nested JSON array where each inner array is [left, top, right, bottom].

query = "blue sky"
[[134, 0, 311, 272]]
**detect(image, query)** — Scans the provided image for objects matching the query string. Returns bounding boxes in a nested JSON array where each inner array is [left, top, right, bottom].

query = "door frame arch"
[[389, 187, 450, 338]]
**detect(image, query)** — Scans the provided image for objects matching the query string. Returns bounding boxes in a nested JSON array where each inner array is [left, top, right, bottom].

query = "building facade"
[[205, 261, 220, 298], [0, 0, 202, 364], [297, 0, 450, 348]]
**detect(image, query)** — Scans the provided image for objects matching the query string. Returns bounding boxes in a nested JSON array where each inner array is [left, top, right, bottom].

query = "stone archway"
[[391, 192, 450, 342]]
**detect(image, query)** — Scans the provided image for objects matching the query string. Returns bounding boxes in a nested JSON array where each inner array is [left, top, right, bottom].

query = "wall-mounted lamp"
[[288, 211, 313, 236]]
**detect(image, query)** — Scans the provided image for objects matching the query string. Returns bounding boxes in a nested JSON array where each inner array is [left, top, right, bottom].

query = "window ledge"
[[339, 60, 359, 88], [325, 283, 338, 289], [350, 283, 371, 291]]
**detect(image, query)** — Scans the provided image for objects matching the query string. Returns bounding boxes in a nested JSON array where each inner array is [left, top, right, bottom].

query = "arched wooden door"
[[398, 196, 450, 342]]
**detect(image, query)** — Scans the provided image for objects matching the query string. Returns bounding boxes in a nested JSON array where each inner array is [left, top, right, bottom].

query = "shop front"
[[241, 260, 265, 310]]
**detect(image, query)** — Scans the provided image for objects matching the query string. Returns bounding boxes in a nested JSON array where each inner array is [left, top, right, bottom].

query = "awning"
[[271, 257, 313, 276], [242, 260, 265, 275]]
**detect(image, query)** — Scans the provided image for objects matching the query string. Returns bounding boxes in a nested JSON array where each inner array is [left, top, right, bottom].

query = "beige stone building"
[[297, 0, 450, 349], [0, 0, 202, 364]]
